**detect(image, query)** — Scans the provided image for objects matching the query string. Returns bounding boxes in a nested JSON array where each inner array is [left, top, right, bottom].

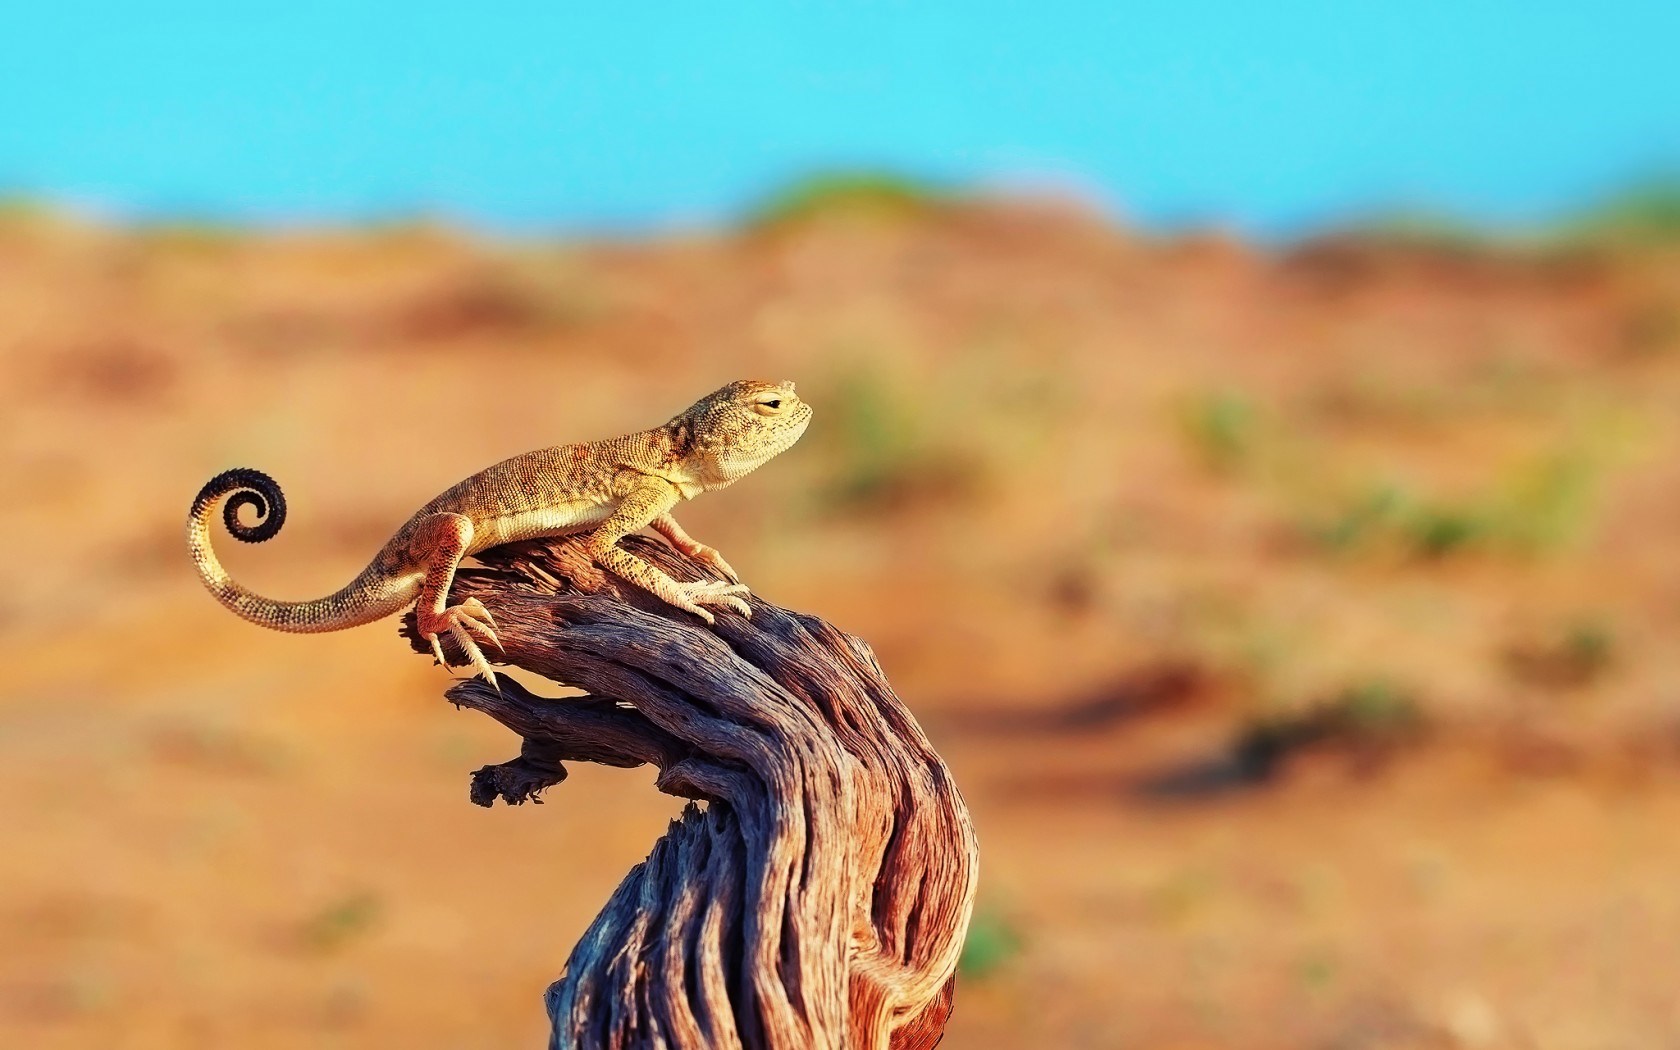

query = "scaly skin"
[[187, 380, 812, 686]]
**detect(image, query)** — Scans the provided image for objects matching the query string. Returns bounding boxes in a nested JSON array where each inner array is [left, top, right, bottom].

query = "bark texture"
[[400, 535, 977, 1050]]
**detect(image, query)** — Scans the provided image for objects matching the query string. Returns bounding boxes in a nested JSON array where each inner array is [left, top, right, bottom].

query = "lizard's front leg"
[[410, 512, 503, 684], [651, 512, 739, 583], [586, 480, 751, 624]]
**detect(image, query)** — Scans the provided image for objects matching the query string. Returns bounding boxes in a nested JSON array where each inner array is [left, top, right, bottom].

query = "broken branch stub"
[[400, 535, 978, 1050]]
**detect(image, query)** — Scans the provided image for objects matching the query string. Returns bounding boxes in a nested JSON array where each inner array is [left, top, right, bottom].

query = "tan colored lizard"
[[188, 379, 811, 685]]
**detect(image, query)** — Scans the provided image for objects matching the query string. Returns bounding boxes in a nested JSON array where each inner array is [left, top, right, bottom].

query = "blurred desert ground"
[[2, 180, 1680, 1048]]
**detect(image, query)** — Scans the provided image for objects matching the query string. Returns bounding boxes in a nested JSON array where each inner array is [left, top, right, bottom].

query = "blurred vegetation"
[[1341, 207, 1511, 251], [809, 362, 990, 513], [1562, 175, 1680, 246], [745, 170, 951, 229], [135, 219, 246, 250], [1178, 389, 1260, 475], [1327, 174, 1680, 251], [1295, 951, 1339, 993], [1233, 678, 1427, 779], [957, 907, 1023, 980], [1299, 450, 1600, 560], [1178, 375, 1613, 562], [1505, 617, 1618, 690], [0, 195, 88, 239], [0, 193, 57, 221], [300, 891, 385, 953]]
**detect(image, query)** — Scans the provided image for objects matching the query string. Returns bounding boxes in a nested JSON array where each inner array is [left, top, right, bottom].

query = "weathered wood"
[[401, 535, 978, 1050]]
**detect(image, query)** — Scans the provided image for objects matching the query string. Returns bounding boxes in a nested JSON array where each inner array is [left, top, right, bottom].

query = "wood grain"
[[401, 535, 977, 1049]]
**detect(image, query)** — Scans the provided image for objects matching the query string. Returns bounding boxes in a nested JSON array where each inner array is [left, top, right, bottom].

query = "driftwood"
[[399, 535, 978, 1050]]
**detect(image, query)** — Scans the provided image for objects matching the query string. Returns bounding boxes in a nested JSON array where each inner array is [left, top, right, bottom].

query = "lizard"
[[187, 379, 812, 686]]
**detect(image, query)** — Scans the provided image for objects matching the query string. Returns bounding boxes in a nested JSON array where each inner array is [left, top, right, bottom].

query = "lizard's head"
[[675, 379, 812, 487]]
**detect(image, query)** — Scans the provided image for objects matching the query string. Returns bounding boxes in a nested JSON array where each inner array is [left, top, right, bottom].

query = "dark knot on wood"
[[399, 535, 978, 1049]]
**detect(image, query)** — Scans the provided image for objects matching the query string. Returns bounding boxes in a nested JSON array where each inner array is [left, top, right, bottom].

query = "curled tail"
[[187, 468, 415, 633]]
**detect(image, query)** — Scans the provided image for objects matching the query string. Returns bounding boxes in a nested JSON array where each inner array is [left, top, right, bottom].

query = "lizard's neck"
[[647, 421, 722, 499]]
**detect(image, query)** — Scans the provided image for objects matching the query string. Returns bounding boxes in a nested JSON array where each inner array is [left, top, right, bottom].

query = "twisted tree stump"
[[399, 535, 978, 1050]]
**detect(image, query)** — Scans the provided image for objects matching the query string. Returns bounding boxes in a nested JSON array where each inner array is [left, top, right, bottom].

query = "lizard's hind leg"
[[411, 513, 503, 686]]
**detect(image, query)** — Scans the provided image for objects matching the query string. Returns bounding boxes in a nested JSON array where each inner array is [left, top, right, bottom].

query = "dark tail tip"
[[194, 467, 288, 543]]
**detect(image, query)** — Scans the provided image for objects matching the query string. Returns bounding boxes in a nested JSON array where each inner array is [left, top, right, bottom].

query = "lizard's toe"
[[693, 546, 740, 583], [715, 595, 751, 617], [687, 580, 749, 598], [447, 621, 499, 688], [462, 597, 498, 630], [458, 610, 503, 652], [426, 632, 454, 672], [678, 581, 751, 621], [656, 585, 716, 624]]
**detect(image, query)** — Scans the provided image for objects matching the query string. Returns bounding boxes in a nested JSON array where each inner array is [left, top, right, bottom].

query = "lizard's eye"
[[760, 399, 783, 410]]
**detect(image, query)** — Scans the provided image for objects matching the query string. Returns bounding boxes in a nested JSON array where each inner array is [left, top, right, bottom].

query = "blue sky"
[[3, 2, 1676, 234]]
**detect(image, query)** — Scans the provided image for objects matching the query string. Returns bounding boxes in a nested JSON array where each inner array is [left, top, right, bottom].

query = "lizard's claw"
[[458, 597, 502, 648], [448, 621, 499, 688], [421, 600, 504, 690], [687, 544, 740, 584], [673, 579, 752, 623], [465, 596, 499, 632]]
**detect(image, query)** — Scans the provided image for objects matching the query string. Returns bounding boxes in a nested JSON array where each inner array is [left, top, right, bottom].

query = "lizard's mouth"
[[785, 405, 814, 447], [745, 406, 811, 471]]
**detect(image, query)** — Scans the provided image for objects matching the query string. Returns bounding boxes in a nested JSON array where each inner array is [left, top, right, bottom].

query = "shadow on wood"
[[399, 535, 978, 1050]]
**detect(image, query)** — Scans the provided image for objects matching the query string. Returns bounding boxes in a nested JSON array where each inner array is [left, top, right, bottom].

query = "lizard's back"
[[405, 438, 635, 554]]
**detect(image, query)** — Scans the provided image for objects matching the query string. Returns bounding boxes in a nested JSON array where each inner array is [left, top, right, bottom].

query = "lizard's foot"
[[670, 580, 752, 624], [420, 598, 503, 687]]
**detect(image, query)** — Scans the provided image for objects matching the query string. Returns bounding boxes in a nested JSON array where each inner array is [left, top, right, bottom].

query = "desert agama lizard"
[[188, 379, 812, 684]]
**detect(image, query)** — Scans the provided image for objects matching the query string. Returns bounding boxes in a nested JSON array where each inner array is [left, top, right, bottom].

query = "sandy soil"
[[2, 201, 1678, 1047]]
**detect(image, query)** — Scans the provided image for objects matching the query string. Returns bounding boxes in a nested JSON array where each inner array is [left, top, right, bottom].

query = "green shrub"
[[301, 891, 384, 952], [1231, 677, 1425, 779], [1403, 503, 1491, 559], [1298, 450, 1600, 560], [1504, 617, 1617, 689], [1179, 390, 1259, 475], [812, 364, 988, 512], [746, 171, 948, 229], [958, 908, 1022, 979], [1563, 176, 1680, 245]]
